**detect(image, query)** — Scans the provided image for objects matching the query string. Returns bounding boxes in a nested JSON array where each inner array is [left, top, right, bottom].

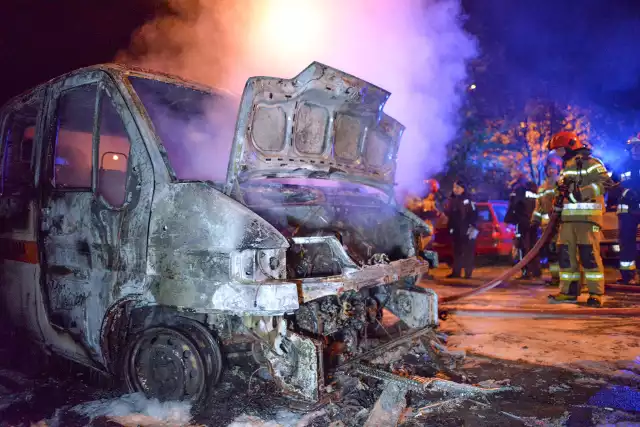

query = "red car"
[[430, 200, 515, 264]]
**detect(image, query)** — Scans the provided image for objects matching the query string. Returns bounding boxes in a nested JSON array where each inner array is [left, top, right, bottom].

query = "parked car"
[[430, 200, 515, 264]]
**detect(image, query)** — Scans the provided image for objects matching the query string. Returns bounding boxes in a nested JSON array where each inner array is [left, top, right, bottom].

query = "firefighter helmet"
[[548, 131, 585, 151], [424, 178, 440, 194]]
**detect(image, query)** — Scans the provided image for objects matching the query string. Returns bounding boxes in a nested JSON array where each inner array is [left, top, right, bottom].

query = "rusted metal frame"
[[299, 257, 430, 303]]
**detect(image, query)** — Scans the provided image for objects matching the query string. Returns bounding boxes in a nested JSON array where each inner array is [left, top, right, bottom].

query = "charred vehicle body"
[[0, 62, 437, 406]]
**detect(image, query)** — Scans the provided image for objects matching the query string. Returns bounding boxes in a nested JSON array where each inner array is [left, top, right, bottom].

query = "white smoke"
[[47, 392, 192, 426], [117, 0, 477, 196]]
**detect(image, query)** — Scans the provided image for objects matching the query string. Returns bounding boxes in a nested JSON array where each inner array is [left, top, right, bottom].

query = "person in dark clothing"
[[505, 173, 541, 279], [615, 135, 640, 285], [444, 180, 478, 279]]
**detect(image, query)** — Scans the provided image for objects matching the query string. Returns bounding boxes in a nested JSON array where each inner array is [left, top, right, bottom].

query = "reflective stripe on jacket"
[[557, 153, 611, 226]]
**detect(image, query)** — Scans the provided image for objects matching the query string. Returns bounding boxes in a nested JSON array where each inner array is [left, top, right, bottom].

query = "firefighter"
[[505, 173, 541, 279], [547, 131, 614, 307], [421, 179, 443, 221], [531, 156, 564, 285], [444, 179, 478, 279], [616, 135, 640, 285]]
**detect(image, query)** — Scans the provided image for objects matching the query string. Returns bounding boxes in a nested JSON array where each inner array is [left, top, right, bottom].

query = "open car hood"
[[224, 62, 405, 196]]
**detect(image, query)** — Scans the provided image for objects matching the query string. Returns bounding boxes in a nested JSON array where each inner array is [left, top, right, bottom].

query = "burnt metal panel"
[[146, 182, 297, 314], [40, 72, 154, 365], [225, 62, 405, 196]]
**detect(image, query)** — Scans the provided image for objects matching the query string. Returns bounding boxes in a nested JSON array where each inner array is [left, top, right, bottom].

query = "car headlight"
[[231, 248, 287, 282]]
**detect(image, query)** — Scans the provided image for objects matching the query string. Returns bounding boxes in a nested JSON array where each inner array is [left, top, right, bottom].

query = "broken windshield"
[[128, 76, 237, 182]]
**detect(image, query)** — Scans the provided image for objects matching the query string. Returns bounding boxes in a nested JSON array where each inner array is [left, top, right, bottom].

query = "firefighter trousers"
[[557, 222, 604, 296], [618, 213, 639, 282]]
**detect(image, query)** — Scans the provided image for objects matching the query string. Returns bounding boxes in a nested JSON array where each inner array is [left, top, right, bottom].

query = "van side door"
[[39, 71, 153, 364]]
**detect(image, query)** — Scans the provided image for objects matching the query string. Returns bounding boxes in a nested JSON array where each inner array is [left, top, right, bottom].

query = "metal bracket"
[[386, 287, 438, 328]]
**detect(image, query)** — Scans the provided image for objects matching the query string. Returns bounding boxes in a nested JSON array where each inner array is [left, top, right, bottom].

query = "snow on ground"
[[428, 265, 640, 380]]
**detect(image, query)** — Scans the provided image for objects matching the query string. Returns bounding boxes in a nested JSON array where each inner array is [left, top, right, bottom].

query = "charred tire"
[[122, 319, 222, 410]]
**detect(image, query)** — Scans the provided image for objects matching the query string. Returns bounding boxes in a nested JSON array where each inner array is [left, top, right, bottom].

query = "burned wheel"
[[123, 323, 222, 406]]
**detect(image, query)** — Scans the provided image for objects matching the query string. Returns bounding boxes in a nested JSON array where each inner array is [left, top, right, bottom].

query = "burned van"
[[0, 62, 437, 406]]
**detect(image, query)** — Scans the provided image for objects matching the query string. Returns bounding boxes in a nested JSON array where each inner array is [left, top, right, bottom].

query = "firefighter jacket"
[[505, 180, 538, 227], [557, 149, 613, 226], [444, 194, 478, 238], [616, 158, 640, 214], [532, 176, 559, 226]]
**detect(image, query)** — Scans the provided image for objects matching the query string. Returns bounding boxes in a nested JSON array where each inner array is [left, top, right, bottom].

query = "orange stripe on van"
[[0, 238, 39, 264]]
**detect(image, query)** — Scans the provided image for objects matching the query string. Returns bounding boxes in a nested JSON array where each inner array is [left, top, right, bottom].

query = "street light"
[[469, 84, 476, 90]]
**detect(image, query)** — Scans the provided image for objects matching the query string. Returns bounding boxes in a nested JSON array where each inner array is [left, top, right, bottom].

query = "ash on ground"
[[2, 327, 638, 427]]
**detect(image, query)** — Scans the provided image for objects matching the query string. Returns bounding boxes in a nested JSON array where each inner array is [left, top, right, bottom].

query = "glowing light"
[[469, 84, 477, 90], [112, 155, 119, 161]]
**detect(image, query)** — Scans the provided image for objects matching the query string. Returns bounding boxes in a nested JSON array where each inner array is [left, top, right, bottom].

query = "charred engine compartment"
[[291, 287, 388, 362], [294, 289, 384, 336], [241, 181, 424, 279]]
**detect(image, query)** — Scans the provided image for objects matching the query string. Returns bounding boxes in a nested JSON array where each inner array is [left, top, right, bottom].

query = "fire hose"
[[436, 211, 640, 317]]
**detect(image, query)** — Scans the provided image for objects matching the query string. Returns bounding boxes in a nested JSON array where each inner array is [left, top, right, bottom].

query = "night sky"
[[0, 0, 158, 106], [2, 0, 640, 133]]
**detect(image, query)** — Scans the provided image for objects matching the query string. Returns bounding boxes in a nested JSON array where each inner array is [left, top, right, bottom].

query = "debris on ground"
[[363, 383, 407, 427], [1, 278, 640, 427]]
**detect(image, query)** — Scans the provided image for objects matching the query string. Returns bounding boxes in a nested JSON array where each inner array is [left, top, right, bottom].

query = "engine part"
[[294, 291, 372, 336], [386, 287, 438, 328], [265, 332, 323, 402]]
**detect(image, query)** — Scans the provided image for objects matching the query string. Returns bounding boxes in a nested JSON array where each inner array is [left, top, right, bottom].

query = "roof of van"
[[2, 63, 236, 109]]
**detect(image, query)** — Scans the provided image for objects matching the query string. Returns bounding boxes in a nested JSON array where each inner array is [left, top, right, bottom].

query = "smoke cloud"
[[117, 0, 477, 197]]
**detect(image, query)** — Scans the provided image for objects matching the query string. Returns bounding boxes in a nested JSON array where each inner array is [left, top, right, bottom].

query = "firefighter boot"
[[548, 281, 579, 303], [586, 294, 603, 308]]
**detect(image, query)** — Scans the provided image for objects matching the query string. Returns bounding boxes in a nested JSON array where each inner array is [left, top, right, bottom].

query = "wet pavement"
[[0, 265, 639, 426]]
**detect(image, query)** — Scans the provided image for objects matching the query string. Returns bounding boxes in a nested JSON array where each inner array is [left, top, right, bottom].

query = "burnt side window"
[[97, 93, 131, 207], [54, 84, 97, 189], [2, 99, 41, 195]]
